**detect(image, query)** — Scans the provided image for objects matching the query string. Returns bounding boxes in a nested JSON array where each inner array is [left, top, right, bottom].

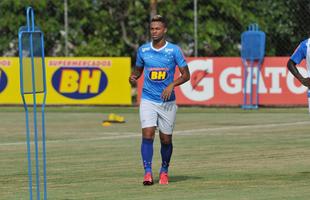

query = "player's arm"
[[287, 59, 310, 88], [161, 66, 190, 101], [171, 66, 190, 87], [130, 46, 144, 86], [129, 67, 144, 86]]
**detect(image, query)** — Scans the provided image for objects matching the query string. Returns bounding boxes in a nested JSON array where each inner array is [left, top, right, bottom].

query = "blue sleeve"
[[175, 46, 187, 68], [290, 40, 307, 64], [135, 47, 144, 67]]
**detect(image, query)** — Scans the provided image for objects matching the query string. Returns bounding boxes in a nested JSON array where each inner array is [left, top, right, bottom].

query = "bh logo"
[[52, 67, 108, 99], [0, 69, 8, 93], [149, 70, 168, 81]]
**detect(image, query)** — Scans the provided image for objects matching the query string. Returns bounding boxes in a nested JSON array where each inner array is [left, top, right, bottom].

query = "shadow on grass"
[[169, 175, 203, 183]]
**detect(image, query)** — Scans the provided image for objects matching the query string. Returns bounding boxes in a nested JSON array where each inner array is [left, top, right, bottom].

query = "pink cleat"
[[143, 172, 154, 185], [159, 172, 169, 185]]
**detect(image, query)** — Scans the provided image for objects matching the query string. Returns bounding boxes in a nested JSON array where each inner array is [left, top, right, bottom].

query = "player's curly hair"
[[151, 15, 167, 27]]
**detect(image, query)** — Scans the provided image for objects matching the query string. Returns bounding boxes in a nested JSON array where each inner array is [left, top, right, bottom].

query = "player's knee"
[[142, 127, 155, 139], [161, 139, 171, 145], [143, 134, 154, 140], [160, 136, 172, 144]]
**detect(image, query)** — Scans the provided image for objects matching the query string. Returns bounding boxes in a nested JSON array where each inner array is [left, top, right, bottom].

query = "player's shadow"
[[299, 171, 310, 176], [169, 175, 203, 183]]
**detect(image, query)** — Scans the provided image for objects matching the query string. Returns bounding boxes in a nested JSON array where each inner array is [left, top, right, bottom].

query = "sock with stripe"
[[141, 138, 154, 174], [160, 142, 173, 173]]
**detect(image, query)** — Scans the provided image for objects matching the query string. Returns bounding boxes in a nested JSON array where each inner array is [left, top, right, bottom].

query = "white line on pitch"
[[0, 121, 309, 146]]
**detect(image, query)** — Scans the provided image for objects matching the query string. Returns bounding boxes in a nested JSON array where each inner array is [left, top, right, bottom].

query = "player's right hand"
[[129, 74, 138, 86]]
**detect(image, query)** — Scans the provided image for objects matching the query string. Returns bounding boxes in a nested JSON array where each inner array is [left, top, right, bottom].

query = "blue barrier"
[[241, 23, 265, 109], [18, 7, 47, 200]]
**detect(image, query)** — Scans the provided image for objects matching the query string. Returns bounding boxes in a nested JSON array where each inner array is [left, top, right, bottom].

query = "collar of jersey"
[[151, 41, 168, 52]]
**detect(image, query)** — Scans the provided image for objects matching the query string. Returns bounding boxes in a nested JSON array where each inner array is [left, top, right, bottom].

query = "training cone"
[[101, 113, 125, 126], [107, 113, 126, 123], [102, 121, 111, 127]]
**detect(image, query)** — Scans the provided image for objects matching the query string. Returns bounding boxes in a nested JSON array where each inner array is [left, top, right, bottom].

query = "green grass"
[[1, 107, 310, 200]]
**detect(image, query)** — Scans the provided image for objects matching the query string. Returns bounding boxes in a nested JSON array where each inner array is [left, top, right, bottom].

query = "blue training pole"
[[19, 6, 48, 200], [242, 59, 248, 108], [255, 60, 263, 108], [40, 21, 48, 200], [28, 9, 41, 200], [249, 60, 254, 107]]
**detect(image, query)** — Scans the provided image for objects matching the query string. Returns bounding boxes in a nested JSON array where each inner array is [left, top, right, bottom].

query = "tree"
[[0, 0, 307, 57]]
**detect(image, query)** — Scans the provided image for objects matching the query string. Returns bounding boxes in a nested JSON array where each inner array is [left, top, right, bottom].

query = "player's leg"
[[141, 127, 155, 185], [139, 100, 158, 185], [157, 101, 177, 184], [159, 131, 172, 185]]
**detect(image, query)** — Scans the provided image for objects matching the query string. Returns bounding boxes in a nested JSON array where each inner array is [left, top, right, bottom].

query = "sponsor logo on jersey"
[[165, 48, 173, 53], [149, 68, 168, 81], [142, 47, 151, 52]]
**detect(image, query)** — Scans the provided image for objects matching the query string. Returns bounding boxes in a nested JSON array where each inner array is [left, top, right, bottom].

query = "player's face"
[[150, 21, 167, 42]]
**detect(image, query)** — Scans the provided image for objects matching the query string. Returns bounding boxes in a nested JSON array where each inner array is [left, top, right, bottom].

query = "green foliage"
[[0, 0, 308, 57]]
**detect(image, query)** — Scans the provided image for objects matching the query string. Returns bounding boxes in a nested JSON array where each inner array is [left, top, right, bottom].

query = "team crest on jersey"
[[149, 69, 168, 81]]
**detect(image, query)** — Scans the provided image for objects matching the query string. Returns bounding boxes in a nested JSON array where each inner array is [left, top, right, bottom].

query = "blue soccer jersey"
[[291, 39, 308, 64], [136, 41, 187, 103]]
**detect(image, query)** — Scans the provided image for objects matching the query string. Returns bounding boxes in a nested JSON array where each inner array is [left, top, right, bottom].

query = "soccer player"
[[287, 39, 310, 88], [129, 15, 190, 185]]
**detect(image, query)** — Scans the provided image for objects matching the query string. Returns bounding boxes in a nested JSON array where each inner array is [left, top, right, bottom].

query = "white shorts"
[[139, 99, 178, 135]]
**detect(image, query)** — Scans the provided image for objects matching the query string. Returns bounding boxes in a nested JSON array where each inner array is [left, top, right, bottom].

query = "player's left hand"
[[301, 77, 310, 89], [161, 84, 174, 101]]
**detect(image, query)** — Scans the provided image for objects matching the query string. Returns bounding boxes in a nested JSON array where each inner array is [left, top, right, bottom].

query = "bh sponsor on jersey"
[[52, 67, 108, 99], [148, 67, 168, 82]]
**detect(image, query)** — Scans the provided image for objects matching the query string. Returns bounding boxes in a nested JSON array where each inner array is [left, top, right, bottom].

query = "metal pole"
[[194, 0, 198, 57], [64, 0, 68, 56]]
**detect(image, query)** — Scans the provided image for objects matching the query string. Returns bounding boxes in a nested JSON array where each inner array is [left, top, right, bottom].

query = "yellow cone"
[[107, 113, 125, 123], [108, 113, 116, 121], [102, 121, 111, 127]]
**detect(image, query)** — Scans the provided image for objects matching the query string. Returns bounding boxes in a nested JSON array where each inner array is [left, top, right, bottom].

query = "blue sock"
[[141, 138, 154, 174], [160, 142, 173, 173]]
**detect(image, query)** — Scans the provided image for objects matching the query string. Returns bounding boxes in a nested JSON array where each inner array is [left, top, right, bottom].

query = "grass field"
[[1, 106, 310, 200]]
